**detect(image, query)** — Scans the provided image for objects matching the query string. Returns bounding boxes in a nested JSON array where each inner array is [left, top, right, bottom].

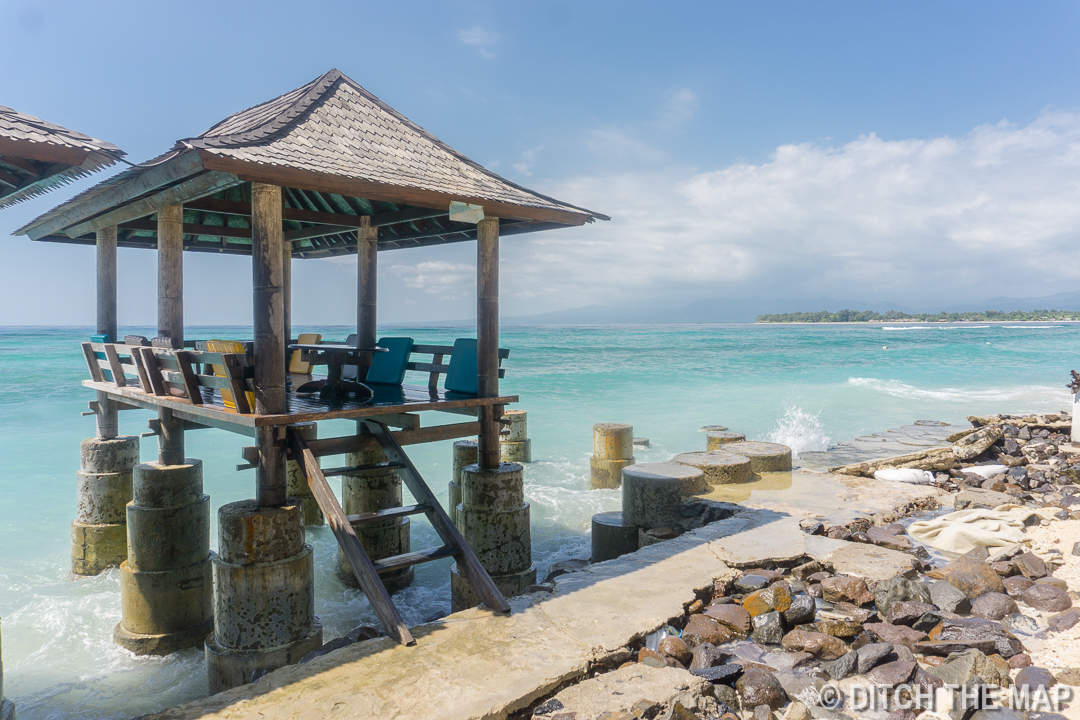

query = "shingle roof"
[[0, 105, 125, 208], [177, 69, 602, 221]]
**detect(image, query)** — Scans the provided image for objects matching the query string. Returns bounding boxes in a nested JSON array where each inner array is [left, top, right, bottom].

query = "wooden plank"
[[283, 224, 357, 242], [410, 344, 454, 355], [175, 351, 203, 404], [285, 427, 414, 645], [130, 345, 152, 390], [346, 503, 431, 525], [81, 343, 106, 382], [0, 136, 88, 167], [185, 197, 447, 228], [362, 420, 511, 613], [221, 354, 252, 414], [138, 348, 168, 396], [84, 380, 258, 436], [321, 462, 406, 477], [299, 421, 482, 459], [120, 219, 253, 239], [198, 152, 594, 227], [102, 343, 127, 387], [371, 545, 458, 573], [428, 353, 444, 392]]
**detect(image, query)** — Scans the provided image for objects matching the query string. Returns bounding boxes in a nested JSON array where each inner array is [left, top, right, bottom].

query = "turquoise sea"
[[1, 322, 1077, 718]]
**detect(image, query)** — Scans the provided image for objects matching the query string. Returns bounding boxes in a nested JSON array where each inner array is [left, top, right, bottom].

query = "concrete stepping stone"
[[723, 442, 793, 472], [672, 451, 752, 486]]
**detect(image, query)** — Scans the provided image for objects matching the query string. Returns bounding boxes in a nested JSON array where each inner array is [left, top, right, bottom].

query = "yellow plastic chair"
[[288, 333, 322, 374], [205, 339, 254, 410]]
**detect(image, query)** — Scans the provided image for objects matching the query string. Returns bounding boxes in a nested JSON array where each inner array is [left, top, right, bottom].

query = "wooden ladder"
[[285, 420, 511, 646]]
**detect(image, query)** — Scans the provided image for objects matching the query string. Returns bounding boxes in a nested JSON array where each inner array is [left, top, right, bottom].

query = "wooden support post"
[[96, 225, 119, 439], [283, 234, 292, 366], [157, 206, 184, 463], [356, 216, 377, 380], [477, 217, 500, 469], [252, 183, 287, 506]]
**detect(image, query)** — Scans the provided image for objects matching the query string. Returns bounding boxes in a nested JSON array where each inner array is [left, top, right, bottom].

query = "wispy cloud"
[[586, 127, 667, 163], [389, 260, 475, 301], [497, 113, 1080, 314], [513, 146, 543, 177], [654, 87, 698, 130], [458, 26, 500, 59]]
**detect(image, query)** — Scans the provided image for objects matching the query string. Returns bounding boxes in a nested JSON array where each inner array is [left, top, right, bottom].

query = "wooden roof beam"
[[120, 219, 253, 239], [185, 196, 447, 228]]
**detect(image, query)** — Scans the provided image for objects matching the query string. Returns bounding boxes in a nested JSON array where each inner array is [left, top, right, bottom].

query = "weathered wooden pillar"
[[356, 216, 377, 378], [157, 204, 184, 465], [251, 183, 286, 507], [477, 216, 500, 469], [96, 225, 119, 439], [282, 234, 292, 367]]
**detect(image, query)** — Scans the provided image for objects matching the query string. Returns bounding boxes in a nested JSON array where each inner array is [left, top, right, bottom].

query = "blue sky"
[[2, 1, 1080, 325]]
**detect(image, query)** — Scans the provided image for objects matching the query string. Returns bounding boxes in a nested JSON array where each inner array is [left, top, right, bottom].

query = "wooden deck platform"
[[85, 377, 518, 438]]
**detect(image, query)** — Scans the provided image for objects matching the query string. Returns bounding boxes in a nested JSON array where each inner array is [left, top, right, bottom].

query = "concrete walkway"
[[149, 473, 942, 720]]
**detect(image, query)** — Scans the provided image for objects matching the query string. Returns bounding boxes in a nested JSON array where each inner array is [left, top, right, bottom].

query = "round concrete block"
[[593, 423, 634, 460], [132, 461, 203, 508], [699, 425, 729, 433], [212, 547, 316, 650], [622, 462, 706, 529], [503, 410, 529, 442], [458, 505, 532, 575], [342, 468, 402, 515], [591, 511, 639, 563], [80, 435, 140, 473], [705, 431, 746, 450], [75, 469, 133, 524], [450, 440, 478, 527], [217, 500, 305, 566], [633, 437, 650, 447], [500, 439, 532, 464], [71, 520, 127, 576], [461, 463, 525, 512], [205, 618, 322, 694], [672, 451, 752, 486], [450, 562, 538, 613], [117, 559, 213, 639], [723, 441, 793, 472], [126, 496, 211, 572], [590, 457, 634, 490]]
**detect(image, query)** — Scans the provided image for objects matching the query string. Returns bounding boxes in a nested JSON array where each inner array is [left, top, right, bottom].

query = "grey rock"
[[689, 642, 729, 670], [736, 668, 789, 710], [856, 642, 894, 674], [955, 488, 1016, 510], [929, 579, 971, 614], [970, 592, 1019, 620], [865, 660, 916, 687], [924, 648, 1009, 689], [820, 650, 858, 680], [1072, 541, 1080, 557], [735, 574, 772, 593], [791, 561, 823, 583], [1047, 609, 1080, 632], [783, 595, 816, 627], [1014, 551, 1048, 579], [875, 577, 932, 617], [932, 617, 1024, 658], [1002, 575, 1035, 598], [886, 600, 942, 631], [1015, 666, 1056, 692], [690, 663, 743, 684], [1022, 584, 1072, 612], [751, 611, 786, 645]]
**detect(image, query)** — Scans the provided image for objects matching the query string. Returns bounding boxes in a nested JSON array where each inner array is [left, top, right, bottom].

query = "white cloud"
[[458, 26, 500, 59], [513, 146, 543, 177], [655, 88, 698, 130], [389, 260, 475, 301], [497, 113, 1080, 314], [586, 127, 667, 163]]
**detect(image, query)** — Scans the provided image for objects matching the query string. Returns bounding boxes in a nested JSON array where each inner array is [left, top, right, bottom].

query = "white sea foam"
[[848, 377, 1068, 405], [767, 406, 831, 458], [1003, 325, 1063, 329], [880, 325, 989, 330]]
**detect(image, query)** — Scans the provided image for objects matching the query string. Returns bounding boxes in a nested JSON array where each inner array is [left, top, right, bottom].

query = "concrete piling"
[[115, 460, 213, 655], [72, 436, 139, 577], [622, 462, 706, 529], [448, 440, 478, 529], [338, 447, 413, 593], [285, 422, 323, 526], [705, 431, 746, 450], [672, 450, 752, 485], [590, 511, 639, 563], [590, 423, 635, 489], [206, 500, 322, 693], [499, 410, 532, 463], [1, 620, 13, 720], [451, 462, 536, 611], [723, 441, 793, 472]]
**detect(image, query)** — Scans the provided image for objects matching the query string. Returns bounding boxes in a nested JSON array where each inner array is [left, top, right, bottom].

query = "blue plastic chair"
[[443, 338, 479, 395], [367, 337, 414, 385]]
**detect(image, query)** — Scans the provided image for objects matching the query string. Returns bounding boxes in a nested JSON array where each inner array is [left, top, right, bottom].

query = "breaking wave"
[[767, 406, 831, 459], [847, 377, 1067, 405]]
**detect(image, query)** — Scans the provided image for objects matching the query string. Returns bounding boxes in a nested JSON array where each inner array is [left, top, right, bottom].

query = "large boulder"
[[875, 576, 932, 616], [928, 556, 1006, 599]]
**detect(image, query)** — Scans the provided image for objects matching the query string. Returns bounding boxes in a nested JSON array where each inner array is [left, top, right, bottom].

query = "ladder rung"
[[346, 503, 432, 525], [373, 544, 459, 573], [321, 462, 406, 477]]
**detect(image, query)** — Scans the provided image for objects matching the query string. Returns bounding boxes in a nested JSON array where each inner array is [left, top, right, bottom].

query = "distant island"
[[755, 309, 1080, 323]]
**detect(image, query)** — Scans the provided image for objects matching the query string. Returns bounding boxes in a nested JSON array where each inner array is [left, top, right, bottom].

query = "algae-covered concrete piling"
[[338, 446, 413, 593], [705, 431, 745, 450], [116, 460, 213, 655], [448, 439, 478, 529], [591, 423, 635, 489], [452, 462, 536, 611], [72, 435, 138, 576], [622, 462, 707, 529], [500, 409, 532, 463], [285, 422, 323, 526], [591, 510, 639, 562]]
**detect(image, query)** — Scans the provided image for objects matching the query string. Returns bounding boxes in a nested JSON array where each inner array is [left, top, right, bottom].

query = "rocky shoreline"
[[522, 412, 1080, 720]]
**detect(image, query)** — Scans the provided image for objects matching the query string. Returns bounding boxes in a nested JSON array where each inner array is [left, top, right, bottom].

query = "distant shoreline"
[[756, 309, 1080, 324], [755, 320, 1080, 325]]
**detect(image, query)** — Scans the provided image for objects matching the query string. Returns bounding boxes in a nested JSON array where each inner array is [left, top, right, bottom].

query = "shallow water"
[[1, 322, 1076, 718]]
